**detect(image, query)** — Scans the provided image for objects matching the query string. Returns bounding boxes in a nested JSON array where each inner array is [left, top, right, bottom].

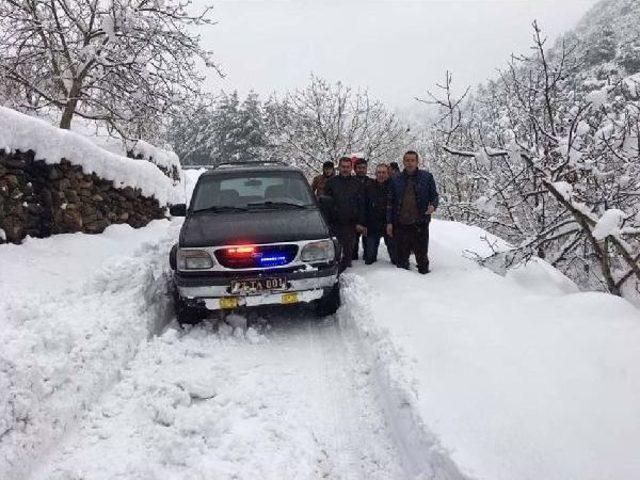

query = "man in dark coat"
[[364, 163, 396, 264], [386, 151, 439, 274], [352, 156, 374, 260], [324, 156, 367, 272], [311, 160, 335, 197]]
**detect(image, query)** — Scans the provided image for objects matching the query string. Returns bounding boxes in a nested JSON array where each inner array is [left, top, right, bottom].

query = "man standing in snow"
[[352, 156, 374, 260], [364, 163, 396, 265], [386, 151, 439, 274], [324, 156, 367, 272], [311, 160, 335, 197]]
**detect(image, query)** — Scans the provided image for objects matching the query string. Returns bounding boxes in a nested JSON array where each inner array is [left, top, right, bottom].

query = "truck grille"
[[215, 244, 299, 269]]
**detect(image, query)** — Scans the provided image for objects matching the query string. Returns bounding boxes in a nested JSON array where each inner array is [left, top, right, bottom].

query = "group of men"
[[311, 151, 439, 275]]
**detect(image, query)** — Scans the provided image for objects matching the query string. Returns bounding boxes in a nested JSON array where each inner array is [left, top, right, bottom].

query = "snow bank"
[[0, 107, 180, 206], [0, 220, 179, 480], [345, 219, 640, 480]]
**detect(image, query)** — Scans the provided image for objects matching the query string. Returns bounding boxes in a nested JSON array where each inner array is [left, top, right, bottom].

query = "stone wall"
[[0, 150, 166, 244]]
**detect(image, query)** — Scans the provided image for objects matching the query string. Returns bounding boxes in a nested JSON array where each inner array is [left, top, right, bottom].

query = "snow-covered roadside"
[[0, 220, 178, 480], [343, 220, 640, 480]]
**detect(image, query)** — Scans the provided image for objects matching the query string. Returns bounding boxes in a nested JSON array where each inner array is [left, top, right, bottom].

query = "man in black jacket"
[[324, 156, 367, 272], [364, 163, 395, 265], [386, 151, 439, 274], [352, 157, 374, 260]]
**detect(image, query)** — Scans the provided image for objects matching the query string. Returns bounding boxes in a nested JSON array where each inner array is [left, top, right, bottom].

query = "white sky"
[[195, 0, 599, 111]]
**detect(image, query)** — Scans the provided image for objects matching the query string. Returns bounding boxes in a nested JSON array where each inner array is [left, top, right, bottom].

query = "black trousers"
[[395, 222, 430, 271], [364, 231, 396, 264], [332, 224, 357, 272]]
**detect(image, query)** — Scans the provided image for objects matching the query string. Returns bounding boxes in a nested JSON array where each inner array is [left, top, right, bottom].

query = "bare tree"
[[0, 0, 220, 138], [265, 75, 414, 174]]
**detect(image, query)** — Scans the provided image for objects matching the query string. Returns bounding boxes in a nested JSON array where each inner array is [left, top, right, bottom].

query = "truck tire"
[[175, 295, 206, 327], [315, 282, 341, 317]]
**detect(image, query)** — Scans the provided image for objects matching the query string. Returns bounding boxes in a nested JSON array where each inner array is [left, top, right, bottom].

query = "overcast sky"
[[195, 0, 599, 111]]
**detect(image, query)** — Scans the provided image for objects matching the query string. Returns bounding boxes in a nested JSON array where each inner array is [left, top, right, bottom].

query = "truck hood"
[[179, 208, 331, 247]]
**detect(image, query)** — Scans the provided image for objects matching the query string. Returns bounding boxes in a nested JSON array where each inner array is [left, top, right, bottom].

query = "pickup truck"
[[169, 162, 341, 325]]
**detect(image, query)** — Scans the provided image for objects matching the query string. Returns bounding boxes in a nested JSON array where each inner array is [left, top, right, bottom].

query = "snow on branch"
[[423, 22, 640, 297]]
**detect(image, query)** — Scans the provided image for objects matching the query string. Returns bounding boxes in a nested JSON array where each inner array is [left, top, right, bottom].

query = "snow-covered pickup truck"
[[169, 162, 341, 325]]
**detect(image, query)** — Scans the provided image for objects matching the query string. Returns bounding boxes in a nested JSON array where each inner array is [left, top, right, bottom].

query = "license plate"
[[282, 292, 299, 304], [230, 277, 286, 294], [219, 297, 238, 309]]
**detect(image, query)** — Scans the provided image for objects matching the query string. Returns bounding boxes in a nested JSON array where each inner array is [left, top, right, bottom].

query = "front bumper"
[[174, 266, 338, 310]]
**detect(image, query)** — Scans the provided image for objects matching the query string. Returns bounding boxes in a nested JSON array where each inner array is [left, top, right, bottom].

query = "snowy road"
[[32, 309, 415, 480], [6, 217, 638, 480]]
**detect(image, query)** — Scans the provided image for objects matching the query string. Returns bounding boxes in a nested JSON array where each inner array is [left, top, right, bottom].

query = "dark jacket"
[[387, 169, 439, 225], [324, 174, 366, 226], [365, 180, 390, 232]]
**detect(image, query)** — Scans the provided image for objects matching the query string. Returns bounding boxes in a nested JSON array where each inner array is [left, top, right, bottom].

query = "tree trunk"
[[59, 99, 77, 129], [59, 82, 81, 129]]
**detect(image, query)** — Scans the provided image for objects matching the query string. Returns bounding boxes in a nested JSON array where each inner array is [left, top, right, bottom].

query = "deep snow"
[[0, 220, 179, 480], [345, 221, 640, 480], [1, 213, 639, 480], [32, 315, 408, 480]]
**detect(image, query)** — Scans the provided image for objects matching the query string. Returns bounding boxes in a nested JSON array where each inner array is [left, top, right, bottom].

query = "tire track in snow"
[[31, 307, 410, 480], [338, 273, 473, 480]]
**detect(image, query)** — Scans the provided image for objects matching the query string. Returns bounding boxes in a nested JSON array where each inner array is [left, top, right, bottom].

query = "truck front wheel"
[[315, 282, 341, 317], [174, 294, 206, 327]]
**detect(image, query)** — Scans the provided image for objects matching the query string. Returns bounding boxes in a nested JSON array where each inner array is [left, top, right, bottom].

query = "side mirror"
[[169, 203, 186, 217]]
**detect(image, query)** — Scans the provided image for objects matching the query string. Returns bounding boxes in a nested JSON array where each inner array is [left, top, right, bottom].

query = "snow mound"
[[0, 107, 181, 206]]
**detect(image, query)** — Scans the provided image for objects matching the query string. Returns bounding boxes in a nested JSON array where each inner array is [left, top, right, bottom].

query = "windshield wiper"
[[192, 205, 249, 213], [247, 201, 309, 209]]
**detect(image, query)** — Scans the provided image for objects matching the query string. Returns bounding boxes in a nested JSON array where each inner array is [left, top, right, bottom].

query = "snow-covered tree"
[[169, 91, 271, 166], [0, 0, 219, 138], [265, 75, 414, 174], [425, 20, 640, 298]]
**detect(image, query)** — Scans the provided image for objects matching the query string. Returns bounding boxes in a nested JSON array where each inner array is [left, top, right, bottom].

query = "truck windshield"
[[191, 172, 316, 212]]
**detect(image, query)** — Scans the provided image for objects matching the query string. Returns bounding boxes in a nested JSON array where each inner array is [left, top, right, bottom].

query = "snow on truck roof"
[[0, 106, 181, 206]]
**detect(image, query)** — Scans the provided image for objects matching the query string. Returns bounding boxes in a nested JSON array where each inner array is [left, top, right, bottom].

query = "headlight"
[[300, 240, 335, 263], [177, 249, 214, 270]]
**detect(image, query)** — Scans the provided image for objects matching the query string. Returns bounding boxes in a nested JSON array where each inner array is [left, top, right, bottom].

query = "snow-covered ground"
[[1, 215, 639, 480], [0, 220, 179, 480], [343, 221, 640, 480]]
